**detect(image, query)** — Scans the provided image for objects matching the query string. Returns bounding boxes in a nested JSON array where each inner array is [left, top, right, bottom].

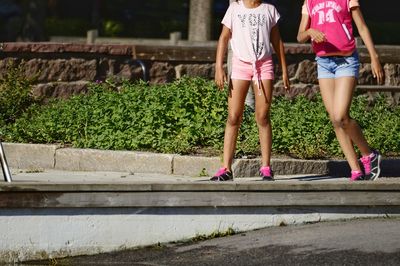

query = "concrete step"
[[0, 169, 400, 264], [1, 170, 400, 263], [1, 170, 400, 208]]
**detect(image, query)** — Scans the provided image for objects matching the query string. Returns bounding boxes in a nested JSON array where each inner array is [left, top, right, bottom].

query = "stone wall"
[[0, 42, 399, 104]]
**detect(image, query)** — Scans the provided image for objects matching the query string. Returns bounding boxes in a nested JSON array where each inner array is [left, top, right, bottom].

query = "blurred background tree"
[[20, 0, 47, 41], [0, 0, 47, 41], [188, 0, 212, 41], [0, 0, 398, 44]]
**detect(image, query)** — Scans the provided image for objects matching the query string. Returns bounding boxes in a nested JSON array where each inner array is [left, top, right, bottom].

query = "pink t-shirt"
[[302, 0, 360, 56], [222, 0, 280, 63], [302, 0, 359, 15]]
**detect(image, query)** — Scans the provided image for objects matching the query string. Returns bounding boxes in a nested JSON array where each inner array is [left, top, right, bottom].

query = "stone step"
[[1, 170, 400, 263], [1, 171, 400, 208]]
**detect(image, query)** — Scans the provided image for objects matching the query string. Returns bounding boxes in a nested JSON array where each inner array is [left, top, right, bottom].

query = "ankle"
[[362, 149, 378, 159], [222, 167, 232, 172], [351, 170, 362, 175], [350, 170, 364, 181]]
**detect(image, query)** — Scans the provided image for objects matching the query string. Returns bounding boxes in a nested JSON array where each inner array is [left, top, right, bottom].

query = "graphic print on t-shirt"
[[238, 13, 267, 59], [222, 2, 279, 62], [307, 0, 356, 54], [311, 1, 342, 25]]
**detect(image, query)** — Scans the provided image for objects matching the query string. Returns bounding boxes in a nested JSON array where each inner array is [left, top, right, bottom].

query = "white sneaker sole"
[[369, 154, 382, 181]]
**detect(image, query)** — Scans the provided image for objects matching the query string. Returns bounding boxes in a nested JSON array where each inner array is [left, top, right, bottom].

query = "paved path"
[[26, 217, 400, 266], [8, 168, 399, 184], [3, 168, 400, 264]]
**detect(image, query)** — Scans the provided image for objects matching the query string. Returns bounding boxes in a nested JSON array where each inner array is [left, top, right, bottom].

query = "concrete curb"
[[55, 148, 174, 174], [3, 143, 400, 177], [3, 143, 60, 170]]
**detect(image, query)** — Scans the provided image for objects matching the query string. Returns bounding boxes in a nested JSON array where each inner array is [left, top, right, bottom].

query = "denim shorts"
[[316, 51, 360, 79]]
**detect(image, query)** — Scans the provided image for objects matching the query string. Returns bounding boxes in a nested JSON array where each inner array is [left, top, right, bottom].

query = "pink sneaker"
[[210, 167, 233, 181], [350, 170, 365, 181], [360, 150, 382, 181], [260, 166, 274, 181]]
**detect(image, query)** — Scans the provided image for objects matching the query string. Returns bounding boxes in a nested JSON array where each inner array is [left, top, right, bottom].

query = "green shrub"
[[270, 95, 338, 159], [103, 20, 124, 37], [4, 77, 227, 154], [2, 77, 400, 158], [0, 62, 36, 128], [351, 94, 400, 156]]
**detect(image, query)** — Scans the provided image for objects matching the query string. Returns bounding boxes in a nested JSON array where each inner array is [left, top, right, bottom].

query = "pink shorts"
[[231, 56, 274, 81]]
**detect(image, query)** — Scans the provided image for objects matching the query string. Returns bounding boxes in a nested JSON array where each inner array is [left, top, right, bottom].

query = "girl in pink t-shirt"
[[211, 0, 290, 181], [297, 0, 385, 181]]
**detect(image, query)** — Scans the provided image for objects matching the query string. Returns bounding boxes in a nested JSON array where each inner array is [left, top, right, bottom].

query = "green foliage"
[[103, 20, 124, 37], [270, 95, 338, 159], [4, 77, 227, 154], [0, 62, 36, 128], [191, 227, 236, 242], [270, 94, 400, 158], [2, 77, 400, 159], [351, 95, 400, 156]]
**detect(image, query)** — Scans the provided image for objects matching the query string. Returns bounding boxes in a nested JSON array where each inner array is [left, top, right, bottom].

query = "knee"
[[255, 112, 271, 127], [227, 113, 243, 127], [331, 116, 351, 129]]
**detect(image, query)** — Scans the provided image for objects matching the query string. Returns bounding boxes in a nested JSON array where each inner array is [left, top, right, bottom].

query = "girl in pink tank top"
[[297, 0, 385, 181]]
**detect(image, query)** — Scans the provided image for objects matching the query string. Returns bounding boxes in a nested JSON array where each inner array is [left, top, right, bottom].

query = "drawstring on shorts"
[[252, 61, 262, 96]]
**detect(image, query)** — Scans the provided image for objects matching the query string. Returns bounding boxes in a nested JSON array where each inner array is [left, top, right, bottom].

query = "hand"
[[215, 68, 227, 90], [282, 72, 290, 91], [371, 58, 384, 85], [308, 28, 326, 43]]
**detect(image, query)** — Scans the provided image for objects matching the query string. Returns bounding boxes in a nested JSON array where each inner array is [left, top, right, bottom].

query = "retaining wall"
[[0, 42, 399, 104]]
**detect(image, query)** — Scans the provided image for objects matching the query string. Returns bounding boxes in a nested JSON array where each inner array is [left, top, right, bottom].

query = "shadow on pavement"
[[327, 158, 400, 178], [282, 175, 341, 181]]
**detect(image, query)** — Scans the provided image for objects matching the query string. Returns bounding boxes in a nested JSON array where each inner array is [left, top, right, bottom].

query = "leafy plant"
[[270, 95, 339, 159], [103, 20, 124, 37], [2, 77, 400, 159], [0, 61, 37, 127], [4, 77, 227, 154]]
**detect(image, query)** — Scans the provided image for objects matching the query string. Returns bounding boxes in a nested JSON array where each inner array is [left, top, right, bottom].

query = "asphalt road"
[[25, 217, 400, 266]]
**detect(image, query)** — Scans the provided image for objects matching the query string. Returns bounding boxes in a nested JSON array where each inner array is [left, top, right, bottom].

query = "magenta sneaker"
[[350, 170, 365, 181], [360, 150, 382, 181], [260, 166, 274, 181], [210, 167, 233, 181]]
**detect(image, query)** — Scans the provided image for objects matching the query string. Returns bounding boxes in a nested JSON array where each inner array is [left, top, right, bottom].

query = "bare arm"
[[297, 14, 327, 43], [297, 1, 326, 44], [215, 25, 231, 90], [297, 1, 326, 43], [270, 24, 290, 90], [352, 7, 384, 84]]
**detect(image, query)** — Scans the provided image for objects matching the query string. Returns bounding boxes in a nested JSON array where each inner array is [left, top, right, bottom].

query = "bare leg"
[[319, 77, 371, 171], [333, 77, 371, 156], [222, 79, 251, 170], [253, 79, 273, 167]]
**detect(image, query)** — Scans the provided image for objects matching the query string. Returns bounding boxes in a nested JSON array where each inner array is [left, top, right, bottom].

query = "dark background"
[[0, 0, 399, 44]]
